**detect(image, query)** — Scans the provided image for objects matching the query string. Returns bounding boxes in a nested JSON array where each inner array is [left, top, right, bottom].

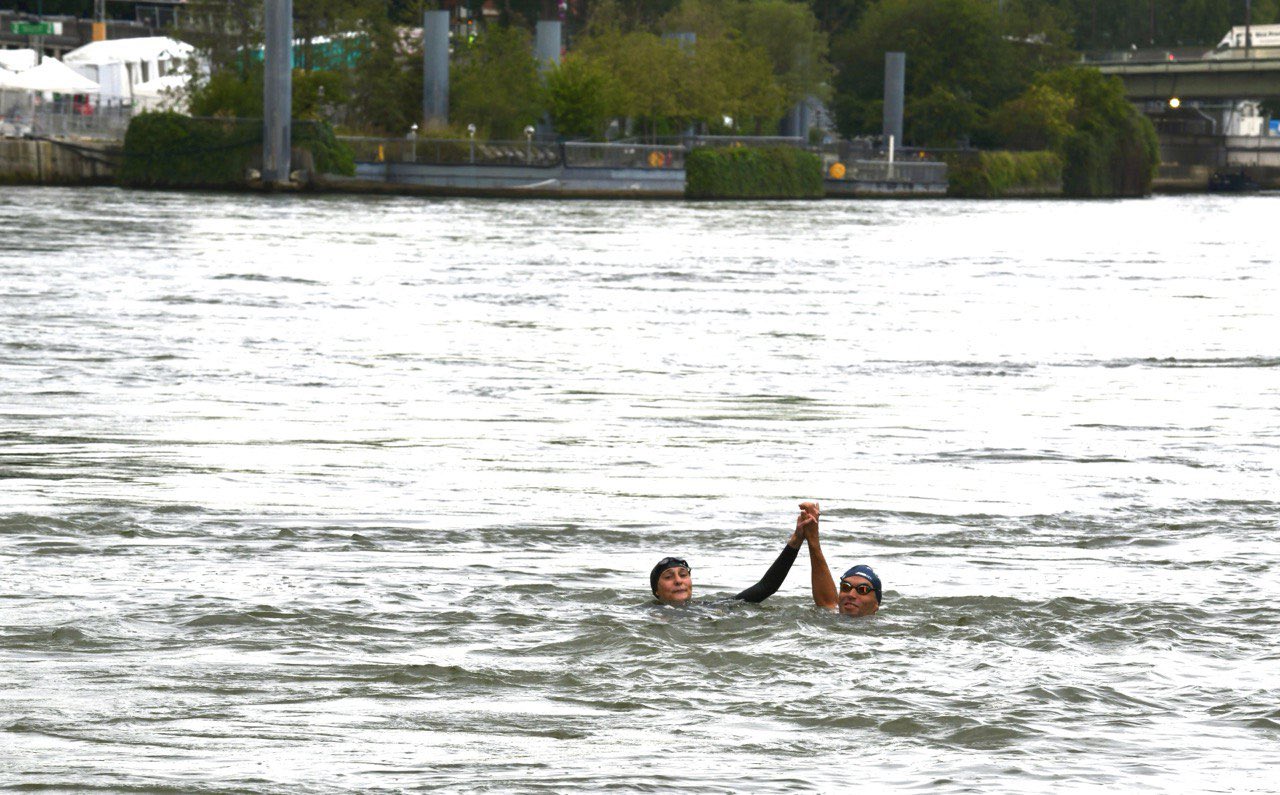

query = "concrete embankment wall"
[[324, 161, 686, 198], [0, 139, 119, 186]]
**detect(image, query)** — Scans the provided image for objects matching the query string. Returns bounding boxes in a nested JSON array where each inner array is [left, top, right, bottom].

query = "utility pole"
[[263, 0, 293, 187], [1246, 0, 1253, 58], [93, 0, 107, 41]]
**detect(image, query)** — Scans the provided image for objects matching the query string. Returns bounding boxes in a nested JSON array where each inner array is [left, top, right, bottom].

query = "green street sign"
[[11, 22, 58, 36]]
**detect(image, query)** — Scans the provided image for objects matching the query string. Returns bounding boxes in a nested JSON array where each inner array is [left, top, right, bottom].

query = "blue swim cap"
[[841, 565, 882, 604]]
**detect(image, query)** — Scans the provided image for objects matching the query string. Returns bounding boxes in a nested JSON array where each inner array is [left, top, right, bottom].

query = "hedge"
[[1061, 111, 1159, 198], [946, 150, 1063, 198], [685, 146, 823, 199], [119, 112, 354, 189]]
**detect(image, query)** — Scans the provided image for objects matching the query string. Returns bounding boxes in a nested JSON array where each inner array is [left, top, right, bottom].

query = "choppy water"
[[1, 187, 1278, 793]]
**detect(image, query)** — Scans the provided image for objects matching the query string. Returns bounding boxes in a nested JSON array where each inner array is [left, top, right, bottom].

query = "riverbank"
[[5, 135, 1278, 196], [1, 136, 948, 198]]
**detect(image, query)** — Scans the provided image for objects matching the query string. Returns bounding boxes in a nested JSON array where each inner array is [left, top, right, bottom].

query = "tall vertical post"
[[93, 0, 107, 41], [534, 20, 562, 138], [661, 32, 696, 140], [1245, 0, 1253, 58], [882, 51, 905, 150], [263, 0, 293, 186], [423, 10, 449, 127], [535, 20, 562, 74]]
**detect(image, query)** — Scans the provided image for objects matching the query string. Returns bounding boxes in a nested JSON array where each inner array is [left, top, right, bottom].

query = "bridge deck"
[[1096, 57, 1280, 100]]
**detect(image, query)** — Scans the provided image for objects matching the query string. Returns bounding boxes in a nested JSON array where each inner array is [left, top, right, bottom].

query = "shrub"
[[120, 112, 259, 188], [685, 145, 822, 199], [1032, 67, 1159, 197], [120, 112, 354, 189], [945, 150, 1062, 197]]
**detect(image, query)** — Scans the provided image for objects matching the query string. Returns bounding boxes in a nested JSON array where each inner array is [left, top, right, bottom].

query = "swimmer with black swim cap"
[[797, 502, 882, 617], [649, 511, 810, 605]]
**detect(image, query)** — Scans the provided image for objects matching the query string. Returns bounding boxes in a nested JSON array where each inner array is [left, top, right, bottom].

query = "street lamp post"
[[1246, 0, 1253, 58], [467, 123, 476, 164], [409, 123, 418, 162], [524, 125, 535, 163]]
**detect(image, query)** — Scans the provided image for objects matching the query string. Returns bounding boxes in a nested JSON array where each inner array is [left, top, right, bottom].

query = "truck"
[[1210, 24, 1280, 56]]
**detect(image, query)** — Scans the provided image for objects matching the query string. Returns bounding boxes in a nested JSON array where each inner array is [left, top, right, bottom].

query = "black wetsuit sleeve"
[[733, 543, 800, 604]]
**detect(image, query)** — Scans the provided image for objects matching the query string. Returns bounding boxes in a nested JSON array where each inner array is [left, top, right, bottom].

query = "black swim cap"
[[650, 556, 690, 595]]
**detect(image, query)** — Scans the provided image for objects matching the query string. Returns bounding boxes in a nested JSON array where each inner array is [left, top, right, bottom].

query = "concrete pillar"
[[883, 51, 905, 148], [263, 0, 293, 185], [661, 33, 696, 138], [783, 99, 813, 139], [535, 20, 562, 74], [423, 10, 449, 127], [663, 31, 696, 54]]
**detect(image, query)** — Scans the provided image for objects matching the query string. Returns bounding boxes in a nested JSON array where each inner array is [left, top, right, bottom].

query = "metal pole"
[[1245, 0, 1253, 58], [263, 0, 293, 186], [883, 52, 905, 149], [535, 20, 562, 74], [423, 10, 449, 127]]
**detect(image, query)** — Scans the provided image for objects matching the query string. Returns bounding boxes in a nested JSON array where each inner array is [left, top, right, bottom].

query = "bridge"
[[1096, 56, 1280, 101]]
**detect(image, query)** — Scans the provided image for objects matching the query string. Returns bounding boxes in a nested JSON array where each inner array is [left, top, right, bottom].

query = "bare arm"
[[800, 502, 837, 609]]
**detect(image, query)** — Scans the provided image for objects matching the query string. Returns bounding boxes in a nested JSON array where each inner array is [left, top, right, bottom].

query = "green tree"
[[1035, 66, 1158, 196], [688, 35, 789, 131], [174, 0, 263, 76], [346, 9, 422, 133], [576, 29, 684, 136], [544, 55, 619, 139], [907, 85, 982, 146], [731, 0, 834, 107], [450, 25, 545, 138], [988, 82, 1075, 150], [830, 0, 1050, 143]]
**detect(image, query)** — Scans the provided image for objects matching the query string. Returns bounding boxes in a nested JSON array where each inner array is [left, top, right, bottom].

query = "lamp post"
[[467, 123, 476, 164], [524, 125, 535, 163], [1246, 0, 1253, 58], [409, 123, 418, 162]]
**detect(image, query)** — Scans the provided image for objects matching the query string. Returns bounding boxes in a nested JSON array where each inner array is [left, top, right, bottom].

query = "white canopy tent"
[[4, 58, 100, 94], [130, 74, 187, 112], [0, 48, 39, 73], [1, 58, 100, 137], [63, 37, 194, 104]]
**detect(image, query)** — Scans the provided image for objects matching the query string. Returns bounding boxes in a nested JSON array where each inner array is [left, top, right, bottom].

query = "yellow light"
[[1169, 97, 1181, 108]]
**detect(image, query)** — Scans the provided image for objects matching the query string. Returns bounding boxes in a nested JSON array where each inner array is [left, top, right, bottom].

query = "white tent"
[[0, 48, 39, 72], [131, 73, 187, 111], [63, 37, 194, 103], [5, 58, 99, 94], [0, 66, 17, 87]]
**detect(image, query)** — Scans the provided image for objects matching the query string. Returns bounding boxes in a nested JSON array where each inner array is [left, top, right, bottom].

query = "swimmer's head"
[[838, 564, 881, 617], [651, 556, 693, 604]]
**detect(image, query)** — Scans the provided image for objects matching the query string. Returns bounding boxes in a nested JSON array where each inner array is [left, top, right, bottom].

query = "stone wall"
[[0, 139, 119, 185]]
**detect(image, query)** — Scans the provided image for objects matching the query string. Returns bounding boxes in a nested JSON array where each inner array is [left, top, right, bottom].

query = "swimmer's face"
[[838, 576, 878, 617], [655, 566, 693, 604]]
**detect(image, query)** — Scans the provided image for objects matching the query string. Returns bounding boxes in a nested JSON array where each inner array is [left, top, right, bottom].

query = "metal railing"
[[691, 134, 807, 149], [339, 136, 560, 167], [563, 141, 684, 169], [339, 136, 688, 170], [841, 160, 948, 184], [29, 101, 133, 140]]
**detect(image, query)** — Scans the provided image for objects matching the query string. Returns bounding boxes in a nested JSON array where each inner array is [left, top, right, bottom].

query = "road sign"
[[10, 22, 63, 36]]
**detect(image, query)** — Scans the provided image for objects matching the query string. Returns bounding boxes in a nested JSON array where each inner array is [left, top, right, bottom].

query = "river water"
[[1, 187, 1277, 792]]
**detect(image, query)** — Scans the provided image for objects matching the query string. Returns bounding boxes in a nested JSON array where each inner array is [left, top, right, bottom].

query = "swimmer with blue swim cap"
[[797, 502, 882, 617]]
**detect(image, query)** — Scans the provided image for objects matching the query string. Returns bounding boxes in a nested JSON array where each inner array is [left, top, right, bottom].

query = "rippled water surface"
[[2, 188, 1278, 792]]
